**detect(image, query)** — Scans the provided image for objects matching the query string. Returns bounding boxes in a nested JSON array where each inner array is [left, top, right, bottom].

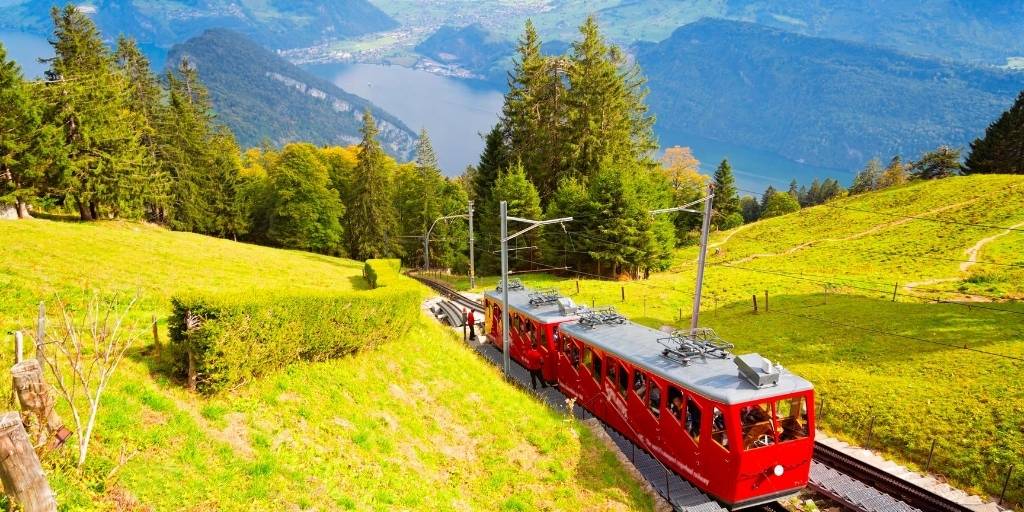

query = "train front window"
[[740, 402, 776, 450], [776, 396, 809, 441], [712, 407, 729, 449]]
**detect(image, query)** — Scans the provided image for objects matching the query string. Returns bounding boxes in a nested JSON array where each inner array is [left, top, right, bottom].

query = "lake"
[[308, 63, 505, 176], [0, 30, 52, 79], [309, 62, 846, 191]]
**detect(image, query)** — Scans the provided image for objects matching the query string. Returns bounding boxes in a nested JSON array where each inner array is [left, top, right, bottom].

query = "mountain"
[[414, 24, 514, 81], [636, 18, 1024, 171], [4, 0, 396, 50], [168, 29, 416, 157]]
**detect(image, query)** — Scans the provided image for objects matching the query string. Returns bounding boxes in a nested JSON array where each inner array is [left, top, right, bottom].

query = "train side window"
[[667, 386, 684, 422], [570, 342, 581, 368], [712, 407, 729, 449], [616, 363, 628, 397], [591, 353, 602, 382], [606, 358, 617, 385], [776, 396, 809, 441], [582, 347, 593, 373], [685, 397, 701, 441], [633, 372, 647, 399], [648, 384, 662, 417], [740, 402, 775, 450]]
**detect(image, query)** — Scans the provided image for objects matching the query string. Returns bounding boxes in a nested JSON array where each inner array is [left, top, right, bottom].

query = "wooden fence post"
[[764, 290, 769, 312], [752, 295, 758, 313], [151, 315, 161, 358], [0, 412, 57, 512], [892, 283, 899, 302], [621, 286, 625, 302], [36, 302, 45, 366], [925, 439, 936, 472], [12, 360, 69, 448]]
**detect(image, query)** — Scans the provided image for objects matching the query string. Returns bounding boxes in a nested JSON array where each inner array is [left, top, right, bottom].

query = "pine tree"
[[564, 16, 656, 182], [878, 156, 909, 188], [712, 159, 741, 228], [43, 5, 148, 220], [787, 179, 800, 201], [481, 161, 543, 273], [114, 36, 168, 222], [503, 20, 567, 198], [265, 143, 344, 252], [850, 158, 882, 195], [911, 145, 961, 180], [345, 110, 402, 259], [739, 196, 760, 223], [473, 124, 508, 205], [804, 179, 822, 206], [963, 90, 1024, 175], [760, 185, 777, 210], [543, 176, 593, 268], [585, 161, 654, 278], [0, 42, 55, 218]]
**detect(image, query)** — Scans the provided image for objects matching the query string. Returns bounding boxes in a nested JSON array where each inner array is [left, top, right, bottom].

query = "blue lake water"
[[309, 62, 847, 191]]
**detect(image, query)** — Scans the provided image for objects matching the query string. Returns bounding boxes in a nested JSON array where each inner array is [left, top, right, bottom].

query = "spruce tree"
[[585, 161, 654, 278], [345, 110, 401, 259], [964, 90, 1024, 175], [712, 159, 740, 228], [787, 179, 800, 201], [481, 161, 542, 273], [44, 5, 148, 220], [739, 196, 760, 223], [760, 185, 777, 211], [473, 124, 508, 205], [114, 36, 168, 221], [564, 16, 656, 182], [0, 42, 54, 218], [543, 176, 592, 269]]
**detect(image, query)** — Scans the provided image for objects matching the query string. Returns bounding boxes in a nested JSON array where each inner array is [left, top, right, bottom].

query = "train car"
[[482, 280, 579, 381], [556, 309, 814, 509]]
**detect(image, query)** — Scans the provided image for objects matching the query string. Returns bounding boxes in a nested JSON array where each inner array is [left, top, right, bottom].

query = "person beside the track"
[[525, 343, 546, 390]]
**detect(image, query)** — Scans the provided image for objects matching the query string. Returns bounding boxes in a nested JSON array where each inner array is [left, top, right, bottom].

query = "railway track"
[[407, 273, 981, 512]]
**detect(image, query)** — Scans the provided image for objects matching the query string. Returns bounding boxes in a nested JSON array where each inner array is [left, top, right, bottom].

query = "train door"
[[487, 299, 502, 348], [556, 335, 581, 399], [628, 370, 661, 451], [540, 324, 558, 381], [701, 399, 737, 499], [578, 345, 605, 416], [604, 358, 631, 434]]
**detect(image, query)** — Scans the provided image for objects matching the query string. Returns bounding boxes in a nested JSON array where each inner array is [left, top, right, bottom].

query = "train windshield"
[[740, 395, 809, 450]]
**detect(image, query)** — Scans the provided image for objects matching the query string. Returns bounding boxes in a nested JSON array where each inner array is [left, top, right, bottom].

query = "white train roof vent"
[[735, 353, 781, 388], [557, 297, 578, 316]]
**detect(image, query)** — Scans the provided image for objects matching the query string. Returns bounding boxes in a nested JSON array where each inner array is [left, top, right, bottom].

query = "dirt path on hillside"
[[902, 220, 1024, 298]]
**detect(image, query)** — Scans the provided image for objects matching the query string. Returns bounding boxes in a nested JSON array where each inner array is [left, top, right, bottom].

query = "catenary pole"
[[500, 201, 510, 375], [691, 183, 715, 334], [468, 201, 476, 289], [424, 212, 470, 270]]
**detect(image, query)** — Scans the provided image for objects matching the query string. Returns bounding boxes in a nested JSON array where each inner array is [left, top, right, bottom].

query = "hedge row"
[[169, 261, 420, 394], [364, 258, 402, 289]]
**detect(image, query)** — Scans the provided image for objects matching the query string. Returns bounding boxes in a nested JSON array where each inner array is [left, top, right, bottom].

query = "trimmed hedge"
[[169, 261, 420, 394], [364, 258, 402, 289]]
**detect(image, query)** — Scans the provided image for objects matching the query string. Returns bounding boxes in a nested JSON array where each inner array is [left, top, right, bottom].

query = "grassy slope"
[[450, 175, 1024, 505], [0, 220, 652, 511]]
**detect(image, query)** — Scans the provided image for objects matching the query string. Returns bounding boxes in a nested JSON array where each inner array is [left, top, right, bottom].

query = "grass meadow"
[[444, 175, 1024, 506], [0, 219, 653, 511]]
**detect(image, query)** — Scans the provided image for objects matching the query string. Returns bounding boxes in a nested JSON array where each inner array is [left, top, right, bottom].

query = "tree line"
[[0, 5, 469, 267]]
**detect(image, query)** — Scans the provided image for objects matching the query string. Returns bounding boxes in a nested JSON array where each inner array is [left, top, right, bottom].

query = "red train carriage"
[[557, 311, 815, 509], [482, 281, 814, 509], [482, 281, 579, 382]]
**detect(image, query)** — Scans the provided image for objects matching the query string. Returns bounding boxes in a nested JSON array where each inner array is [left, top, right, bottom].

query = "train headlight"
[[773, 465, 784, 477]]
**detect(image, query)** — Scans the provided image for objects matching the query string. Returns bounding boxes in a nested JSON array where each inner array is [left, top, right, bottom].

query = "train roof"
[[483, 286, 578, 324], [559, 319, 813, 405]]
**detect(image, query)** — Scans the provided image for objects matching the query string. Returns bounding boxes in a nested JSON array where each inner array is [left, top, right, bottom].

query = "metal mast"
[[691, 183, 715, 334], [468, 201, 476, 289], [499, 200, 572, 375], [423, 211, 469, 270]]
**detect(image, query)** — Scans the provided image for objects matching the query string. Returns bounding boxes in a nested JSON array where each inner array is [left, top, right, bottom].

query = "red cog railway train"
[[483, 281, 815, 509]]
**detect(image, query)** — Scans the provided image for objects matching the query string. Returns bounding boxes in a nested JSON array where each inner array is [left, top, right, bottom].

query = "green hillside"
[[449, 174, 1024, 505], [0, 220, 652, 511]]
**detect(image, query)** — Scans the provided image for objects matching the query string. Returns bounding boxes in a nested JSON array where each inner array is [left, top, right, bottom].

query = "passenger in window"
[[670, 395, 684, 420], [685, 398, 701, 440], [633, 372, 646, 398], [569, 344, 580, 367], [648, 386, 661, 417]]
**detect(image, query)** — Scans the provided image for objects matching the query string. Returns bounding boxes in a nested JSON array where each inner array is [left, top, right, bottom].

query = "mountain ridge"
[[167, 28, 416, 157]]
